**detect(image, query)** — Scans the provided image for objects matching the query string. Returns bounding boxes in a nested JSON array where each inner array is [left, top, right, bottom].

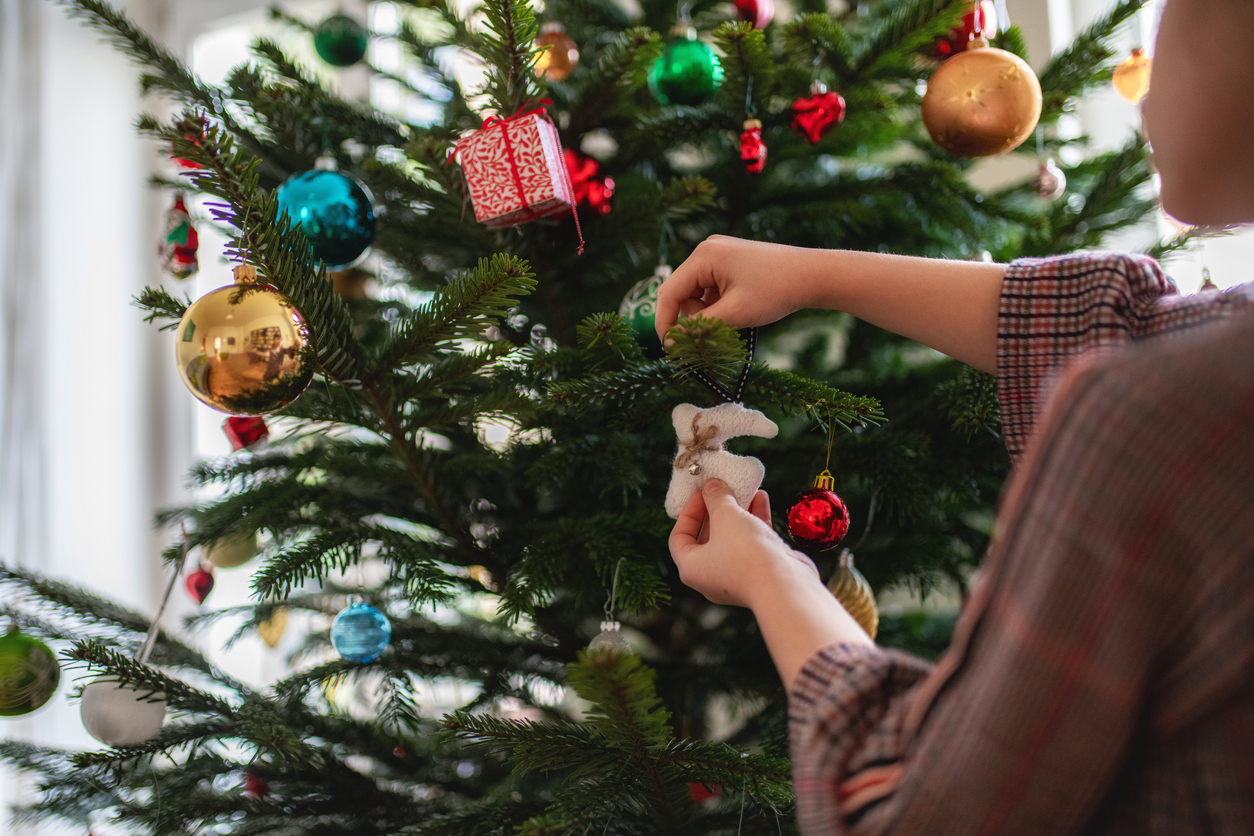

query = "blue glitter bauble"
[[276, 169, 375, 268], [330, 602, 392, 663]]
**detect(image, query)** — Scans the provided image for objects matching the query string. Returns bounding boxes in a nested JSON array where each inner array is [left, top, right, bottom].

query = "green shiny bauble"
[[618, 266, 669, 339], [314, 14, 369, 67], [649, 37, 723, 106], [0, 627, 60, 717]]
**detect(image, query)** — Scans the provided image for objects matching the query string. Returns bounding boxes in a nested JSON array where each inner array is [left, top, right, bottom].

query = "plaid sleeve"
[[788, 314, 1254, 836], [789, 644, 933, 831], [996, 252, 1253, 463]]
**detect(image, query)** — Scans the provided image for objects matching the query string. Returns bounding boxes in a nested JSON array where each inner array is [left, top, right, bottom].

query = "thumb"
[[701, 479, 741, 518]]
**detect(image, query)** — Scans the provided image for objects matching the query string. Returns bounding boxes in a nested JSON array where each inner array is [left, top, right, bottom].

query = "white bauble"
[[80, 679, 167, 747]]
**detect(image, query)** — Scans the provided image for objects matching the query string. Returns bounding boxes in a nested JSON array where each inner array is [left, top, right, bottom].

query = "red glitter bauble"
[[790, 86, 846, 145], [185, 567, 215, 604], [740, 120, 766, 174], [786, 486, 850, 550], [934, 0, 997, 58]]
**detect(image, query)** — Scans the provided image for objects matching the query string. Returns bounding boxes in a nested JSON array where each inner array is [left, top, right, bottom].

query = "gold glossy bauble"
[[534, 23, 579, 81], [1112, 47, 1151, 103], [205, 530, 258, 569], [258, 607, 289, 649], [175, 265, 315, 415], [827, 550, 878, 639], [922, 42, 1042, 158]]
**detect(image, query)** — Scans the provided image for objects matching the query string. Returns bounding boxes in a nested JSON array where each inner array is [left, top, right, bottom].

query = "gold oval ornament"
[[827, 549, 878, 639], [174, 266, 315, 415], [922, 42, 1042, 158]]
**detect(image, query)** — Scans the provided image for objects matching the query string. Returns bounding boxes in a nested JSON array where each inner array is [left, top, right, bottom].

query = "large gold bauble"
[[828, 549, 878, 639], [258, 607, 289, 649], [1112, 48, 1151, 103], [175, 265, 315, 415], [922, 42, 1042, 158], [205, 530, 258, 569], [534, 23, 579, 81]]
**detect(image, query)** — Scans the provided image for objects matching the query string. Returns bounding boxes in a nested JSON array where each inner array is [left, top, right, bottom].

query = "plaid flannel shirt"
[[789, 252, 1254, 836]]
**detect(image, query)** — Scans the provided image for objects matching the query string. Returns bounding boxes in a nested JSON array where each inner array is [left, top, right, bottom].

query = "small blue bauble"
[[276, 168, 375, 268], [330, 602, 392, 663]]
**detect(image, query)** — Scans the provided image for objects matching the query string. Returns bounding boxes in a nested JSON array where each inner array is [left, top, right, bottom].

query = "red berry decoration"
[[186, 566, 214, 604], [934, 0, 997, 58], [562, 149, 614, 215], [733, 0, 773, 30], [790, 83, 847, 145], [786, 470, 850, 550], [740, 119, 766, 174], [223, 416, 270, 451]]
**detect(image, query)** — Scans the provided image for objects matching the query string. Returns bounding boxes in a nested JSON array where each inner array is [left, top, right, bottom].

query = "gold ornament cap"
[[233, 264, 258, 284], [827, 549, 878, 639], [743, 118, 762, 130], [812, 469, 836, 490]]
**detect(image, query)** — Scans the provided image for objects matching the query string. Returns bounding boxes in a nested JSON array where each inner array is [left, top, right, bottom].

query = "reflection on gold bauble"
[[922, 41, 1042, 158], [258, 607, 288, 649], [534, 23, 579, 81], [827, 549, 878, 639], [1112, 47, 1151, 103], [174, 265, 315, 415], [205, 530, 258, 569]]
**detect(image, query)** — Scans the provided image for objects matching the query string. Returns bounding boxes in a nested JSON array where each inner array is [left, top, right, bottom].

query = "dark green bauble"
[[0, 627, 60, 716], [314, 14, 369, 67], [648, 36, 723, 106], [618, 267, 668, 339]]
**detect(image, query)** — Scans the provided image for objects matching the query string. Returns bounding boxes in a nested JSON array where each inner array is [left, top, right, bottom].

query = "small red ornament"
[[393, 745, 407, 758], [688, 782, 722, 802], [733, 0, 773, 29], [790, 83, 847, 145], [244, 773, 270, 798], [223, 416, 270, 451], [186, 565, 214, 604], [740, 119, 766, 174], [563, 149, 614, 215], [786, 470, 850, 550], [934, 0, 997, 58]]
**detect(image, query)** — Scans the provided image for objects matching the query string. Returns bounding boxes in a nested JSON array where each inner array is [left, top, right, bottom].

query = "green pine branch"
[[477, 0, 542, 115], [713, 22, 775, 119], [1038, 0, 1148, 121]]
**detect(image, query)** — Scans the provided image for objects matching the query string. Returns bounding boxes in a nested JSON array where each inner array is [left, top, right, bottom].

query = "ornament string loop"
[[673, 413, 720, 470], [684, 327, 758, 405], [603, 558, 624, 622]]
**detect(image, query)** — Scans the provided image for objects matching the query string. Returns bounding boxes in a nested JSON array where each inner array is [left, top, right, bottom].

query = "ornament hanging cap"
[[234, 264, 258, 285], [812, 469, 835, 491]]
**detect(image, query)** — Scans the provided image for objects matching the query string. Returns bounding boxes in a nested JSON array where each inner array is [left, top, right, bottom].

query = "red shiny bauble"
[[790, 86, 846, 145], [186, 567, 214, 604], [733, 0, 773, 29], [740, 120, 766, 174], [223, 416, 270, 451], [787, 487, 850, 549], [563, 149, 614, 215], [934, 0, 997, 58]]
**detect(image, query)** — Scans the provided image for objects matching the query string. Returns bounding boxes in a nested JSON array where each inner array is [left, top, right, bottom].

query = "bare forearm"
[[747, 557, 874, 691], [796, 249, 1006, 374]]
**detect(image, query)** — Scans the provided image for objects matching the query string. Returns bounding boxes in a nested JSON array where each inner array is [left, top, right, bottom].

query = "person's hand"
[[654, 236, 817, 344], [669, 479, 820, 609]]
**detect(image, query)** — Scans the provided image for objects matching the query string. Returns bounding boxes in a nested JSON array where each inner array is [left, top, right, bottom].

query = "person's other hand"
[[654, 236, 814, 344], [669, 479, 819, 608]]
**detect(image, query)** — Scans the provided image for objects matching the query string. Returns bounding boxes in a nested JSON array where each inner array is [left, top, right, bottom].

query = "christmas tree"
[[1, 0, 1177, 832]]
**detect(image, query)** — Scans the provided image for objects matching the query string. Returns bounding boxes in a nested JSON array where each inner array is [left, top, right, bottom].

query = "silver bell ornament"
[[1032, 158, 1066, 200]]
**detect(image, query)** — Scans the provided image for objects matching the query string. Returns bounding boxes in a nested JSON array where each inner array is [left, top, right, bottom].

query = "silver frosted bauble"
[[587, 621, 633, 657], [80, 678, 166, 747]]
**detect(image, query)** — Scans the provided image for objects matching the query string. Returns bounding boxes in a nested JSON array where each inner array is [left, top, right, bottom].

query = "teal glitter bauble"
[[313, 14, 369, 67], [0, 627, 60, 717], [277, 168, 376, 268], [648, 38, 723, 106], [331, 603, 391, 663]]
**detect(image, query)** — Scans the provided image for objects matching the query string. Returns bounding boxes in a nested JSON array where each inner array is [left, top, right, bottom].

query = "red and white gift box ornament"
[[451, 102, 580, 237]]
